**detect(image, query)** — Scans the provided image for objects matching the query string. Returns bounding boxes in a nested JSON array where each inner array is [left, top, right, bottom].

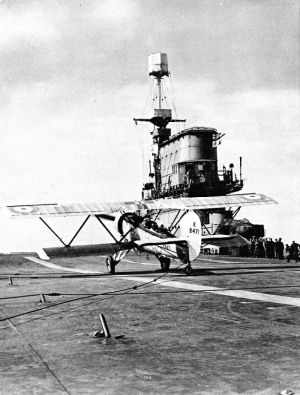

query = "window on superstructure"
[[172, 165, 178, 174]]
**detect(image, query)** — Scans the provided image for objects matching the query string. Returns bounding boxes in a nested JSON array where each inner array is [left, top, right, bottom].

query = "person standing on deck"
[[277, 238, 284, 260], [287, 241, 299, 263], [269, 238, 275, 259]]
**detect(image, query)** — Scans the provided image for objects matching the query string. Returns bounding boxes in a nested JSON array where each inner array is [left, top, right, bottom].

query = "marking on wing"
[[244, 194, 262, 200], [10, 206, 39, 214]]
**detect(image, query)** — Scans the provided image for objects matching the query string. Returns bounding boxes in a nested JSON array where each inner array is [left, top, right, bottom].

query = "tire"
[[184, 265, 192, 276], [160, 257, 170, 272], [106, 256, 115, 274]]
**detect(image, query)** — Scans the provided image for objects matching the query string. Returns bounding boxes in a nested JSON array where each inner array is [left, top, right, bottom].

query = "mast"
[[134, 53, 185, 195]]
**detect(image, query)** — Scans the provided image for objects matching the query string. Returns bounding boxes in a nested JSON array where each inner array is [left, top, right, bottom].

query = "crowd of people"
[[250, 237, 299, 262]]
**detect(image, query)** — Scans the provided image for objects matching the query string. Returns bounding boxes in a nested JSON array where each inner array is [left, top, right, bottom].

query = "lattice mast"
[[134, 53, 185, 191]]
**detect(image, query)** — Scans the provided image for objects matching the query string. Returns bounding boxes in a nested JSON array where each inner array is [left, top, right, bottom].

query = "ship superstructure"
[[134, 53, 243, 200], [134, 53, 264, 247]]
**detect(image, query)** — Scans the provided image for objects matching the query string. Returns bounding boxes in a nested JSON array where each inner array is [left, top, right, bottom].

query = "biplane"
[[5, 193, 276, 275]]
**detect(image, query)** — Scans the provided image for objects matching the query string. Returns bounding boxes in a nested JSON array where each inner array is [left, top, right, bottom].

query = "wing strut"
[[200, 218, 212, 235], [153, 210, 162, 221], [67, 215, 91, 246], [213, 206, 241, 235], [118, 228, 132, 243], [169, 210, 182, 231], [38, 214, 131, 251], [95, 215, 118, 243], [171, 210, 188, 234], [39, 218, 68, 247], [39, 215, 91, 248]]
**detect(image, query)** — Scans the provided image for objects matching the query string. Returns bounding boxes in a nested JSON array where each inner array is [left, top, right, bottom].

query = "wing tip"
[[36, 249, 50, 260]]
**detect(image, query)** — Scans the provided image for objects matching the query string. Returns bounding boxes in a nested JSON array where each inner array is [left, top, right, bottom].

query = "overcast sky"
[[0, 0, 299, 251]]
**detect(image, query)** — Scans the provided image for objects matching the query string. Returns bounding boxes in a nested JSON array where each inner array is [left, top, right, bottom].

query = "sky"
[[0, 0, 299, 252]]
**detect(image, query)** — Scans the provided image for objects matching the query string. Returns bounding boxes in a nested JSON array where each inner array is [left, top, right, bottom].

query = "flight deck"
[[1, 252, 300, 395]]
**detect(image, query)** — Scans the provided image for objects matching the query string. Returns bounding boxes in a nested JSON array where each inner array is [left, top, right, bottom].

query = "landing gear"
[[159, 257, 171, 272], [184, 264, 192, 276], [106, 255, 118, 274]]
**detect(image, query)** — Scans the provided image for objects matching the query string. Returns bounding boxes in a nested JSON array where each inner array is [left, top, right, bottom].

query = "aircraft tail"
[[175, 211, 202, 261]]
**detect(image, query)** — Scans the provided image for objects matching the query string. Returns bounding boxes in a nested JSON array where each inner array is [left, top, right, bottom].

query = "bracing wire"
[[165, 75, 185, 134], [3, 283, 300, 302], [160, 80, 169, 109], [0, 260, 187, 328], [2, 277, 300, 331], [135, 77, 156, 181], [141, 80, 153, 118], [169, 73, 179, 118]]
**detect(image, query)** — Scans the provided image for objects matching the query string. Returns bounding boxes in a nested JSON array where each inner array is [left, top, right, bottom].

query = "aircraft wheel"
[[184, 265, 192, 276], [160, 257, 170, 272], [106, 256, 115, 274]]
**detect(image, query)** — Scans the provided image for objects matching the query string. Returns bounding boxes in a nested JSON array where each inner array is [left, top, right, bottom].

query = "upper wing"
[[5, 193, 277, 219]]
